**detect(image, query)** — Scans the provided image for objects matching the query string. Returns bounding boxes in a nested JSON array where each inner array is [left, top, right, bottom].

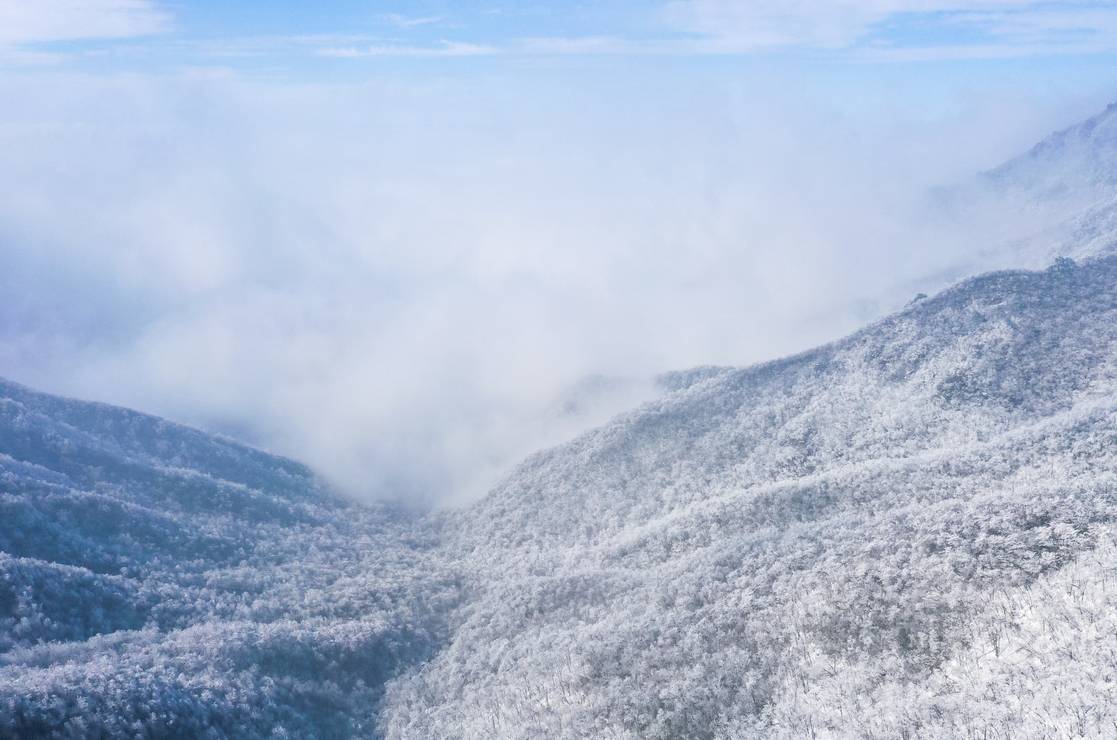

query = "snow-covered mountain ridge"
[[379, 253, 1117, 737], [942, 103, 1117, 274], [6, 105, 1117, 737], [5, 253, 1117, 737], [986, 102, 1117, 198]]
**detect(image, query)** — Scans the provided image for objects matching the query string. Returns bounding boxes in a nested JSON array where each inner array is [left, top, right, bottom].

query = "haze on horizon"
[[2, 0, 1117, 503]]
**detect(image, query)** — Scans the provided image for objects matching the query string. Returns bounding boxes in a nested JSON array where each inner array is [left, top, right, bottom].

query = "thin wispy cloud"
[[662, 0, 1117, 57], [516, 36, 640, 55], [303, 2, 1117, 63], [382, 13, 445, 29], [317, 36, 650, 59], [0, 47, 68, 66], [0, 0, 170, 46], [318, 40, 499, 59], [959, 5, 1117, 42]]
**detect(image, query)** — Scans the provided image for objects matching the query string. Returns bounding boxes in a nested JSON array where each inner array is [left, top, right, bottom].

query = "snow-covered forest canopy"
[[4, 102, 1117, 737]]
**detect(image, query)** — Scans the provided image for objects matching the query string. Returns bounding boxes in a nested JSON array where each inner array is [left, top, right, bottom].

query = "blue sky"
[[4, 1, 1117, 122], [6, 1, 1117, 70], [3, 1, 1117, 502]]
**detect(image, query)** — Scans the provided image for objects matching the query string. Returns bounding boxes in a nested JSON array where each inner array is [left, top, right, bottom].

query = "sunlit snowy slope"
[[387, 254, 1117, 738]]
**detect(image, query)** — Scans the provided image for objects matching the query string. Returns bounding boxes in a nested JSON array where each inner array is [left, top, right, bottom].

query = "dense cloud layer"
[[6, 254, 1117, 737], [0, 69, 1108, 501]]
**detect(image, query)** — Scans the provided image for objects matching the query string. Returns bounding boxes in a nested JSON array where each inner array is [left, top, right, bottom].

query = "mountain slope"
[[4, 257, 1117, 738], [380, 255, 1117, 738], [987, 102, 1117, 199], [5, 257, 1117, 738], [938, 104, 1117, 275], [0, 379, 460, 738], [8, 106, 1117, 739]]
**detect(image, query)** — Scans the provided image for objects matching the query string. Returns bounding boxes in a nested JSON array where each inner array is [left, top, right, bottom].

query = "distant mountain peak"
[[985, 102, 1117, 198]]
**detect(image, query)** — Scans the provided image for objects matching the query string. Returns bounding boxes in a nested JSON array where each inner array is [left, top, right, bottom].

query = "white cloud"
[[516, 36, 638, 55], [318, 40, 498, 58], [382, 13, 445, 29], [0, 66, 1107, 504], [0, 0, 170, 45]]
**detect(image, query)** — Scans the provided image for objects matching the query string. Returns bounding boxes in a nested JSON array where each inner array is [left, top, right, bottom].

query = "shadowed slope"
[[0, 380, 461, 738]]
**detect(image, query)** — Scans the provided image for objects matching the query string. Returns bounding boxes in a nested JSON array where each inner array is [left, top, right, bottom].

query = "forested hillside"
[[0, 380, 459, 737], [5, 254, 1117, 738], [6, 107, 1117, 738], [380, 255, 1117, 738]]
